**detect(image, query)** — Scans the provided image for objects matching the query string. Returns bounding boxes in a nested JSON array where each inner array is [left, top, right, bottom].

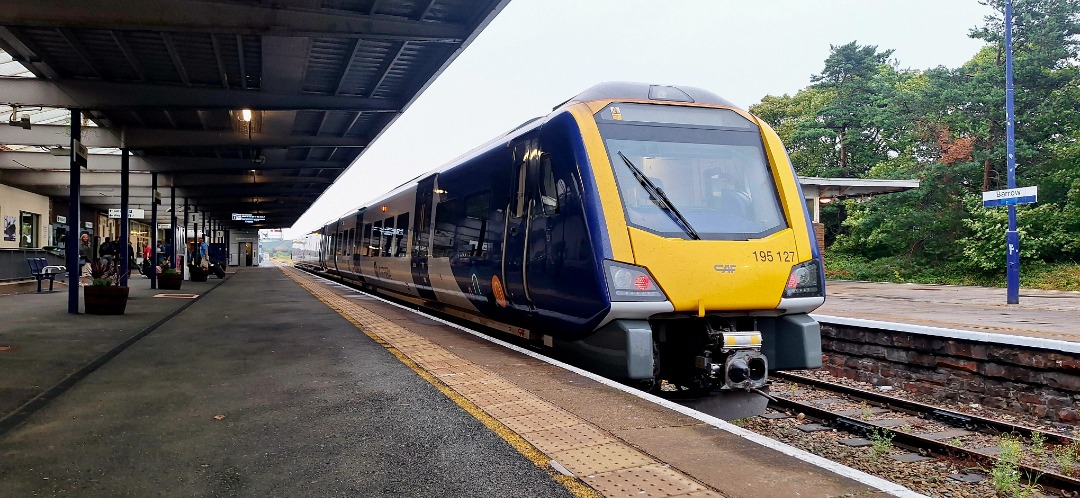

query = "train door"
[[502, 137, 538, 312], [524, 152, 560, 313], [412, 174, 438, 300], [349, 210, 364, 278]]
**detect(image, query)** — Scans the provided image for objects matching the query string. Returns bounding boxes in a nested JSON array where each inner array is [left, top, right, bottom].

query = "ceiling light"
[[241, 109, 252, 122]]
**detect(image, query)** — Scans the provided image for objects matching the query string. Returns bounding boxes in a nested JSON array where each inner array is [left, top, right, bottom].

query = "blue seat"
[[27, 257, 65, 293]]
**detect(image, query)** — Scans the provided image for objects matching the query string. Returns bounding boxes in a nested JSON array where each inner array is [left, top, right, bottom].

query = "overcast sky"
[[286, 0, 992, 236]]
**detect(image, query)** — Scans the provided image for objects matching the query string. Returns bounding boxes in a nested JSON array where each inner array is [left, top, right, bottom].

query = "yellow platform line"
[[281, 266, 723, 498]]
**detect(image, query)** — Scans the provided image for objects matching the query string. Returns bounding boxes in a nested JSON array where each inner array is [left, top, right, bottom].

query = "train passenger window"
[[432, 199, 459, 258], [361, 223, 372, 257], [371, 220, 382, 256], [381, 217, 395, 257], [458, 191, 491, 259], [395, 213, 410, 258], [538, 154, 558, 216]]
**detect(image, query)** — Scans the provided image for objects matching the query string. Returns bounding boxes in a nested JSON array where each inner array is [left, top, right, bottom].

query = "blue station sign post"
[[999, 0, 1022, 305], [982, 185, 1037, 304]]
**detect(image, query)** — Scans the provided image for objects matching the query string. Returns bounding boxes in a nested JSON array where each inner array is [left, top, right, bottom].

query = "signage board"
[[232, 213, 266, 223], [982, 186, 1038, 208], [56, 215, 67, 224], [73, 139, 88, 168], [108, 208, 147, 219]]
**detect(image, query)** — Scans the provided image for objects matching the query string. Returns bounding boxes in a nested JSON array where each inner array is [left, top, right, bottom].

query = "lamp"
[[7, 106, 30, 130]]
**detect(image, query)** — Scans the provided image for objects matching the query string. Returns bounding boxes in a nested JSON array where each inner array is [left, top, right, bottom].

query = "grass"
[[824, 252, 1080, 291], [1057, 442, 1079, 476], [868, 428, 894, 461], [991, 434, 1022, 494], [991, 434, 1044, 498]]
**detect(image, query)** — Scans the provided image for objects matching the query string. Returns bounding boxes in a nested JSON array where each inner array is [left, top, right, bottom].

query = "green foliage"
[[867, 428, 894, 461], [1029, 431, 1046, 459], [1057, 442, 1079, 476], [754, 0, 1080, 282], [960, 199, 1080, 272], [991, 434, 1023, 494]]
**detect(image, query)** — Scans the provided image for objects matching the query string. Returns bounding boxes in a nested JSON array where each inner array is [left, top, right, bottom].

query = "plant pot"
[[189, 267, 209, 282], [84, 285, 130, 315], [158, 272, 183, 290]]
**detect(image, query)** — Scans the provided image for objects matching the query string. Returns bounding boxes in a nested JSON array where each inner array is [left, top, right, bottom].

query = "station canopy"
[[799, 177, 920, 202], [0, 0, 508, 230]]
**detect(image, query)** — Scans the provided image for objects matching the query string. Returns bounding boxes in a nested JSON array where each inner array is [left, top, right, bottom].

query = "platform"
[[0, 266, 910, 497], [817, 280, 1080, 343]]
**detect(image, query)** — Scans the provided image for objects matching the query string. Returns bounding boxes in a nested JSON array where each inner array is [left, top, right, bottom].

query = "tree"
[[808, 42, 897, 177]]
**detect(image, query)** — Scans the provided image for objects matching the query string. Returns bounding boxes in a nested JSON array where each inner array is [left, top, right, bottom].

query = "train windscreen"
[[595, 103, 787, 240]]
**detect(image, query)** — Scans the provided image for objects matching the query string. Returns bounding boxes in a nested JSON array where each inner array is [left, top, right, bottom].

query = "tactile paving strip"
[[590, 464, 712, 497], [551, 442, 655, 475], [281, 266, 722, 498]]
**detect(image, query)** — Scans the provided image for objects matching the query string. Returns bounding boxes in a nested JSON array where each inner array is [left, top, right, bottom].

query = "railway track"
[[768, 371, 1080, 494]]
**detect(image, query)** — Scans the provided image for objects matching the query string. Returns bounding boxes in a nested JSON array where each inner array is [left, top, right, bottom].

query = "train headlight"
[[783, 259, 823, 298], [604, 260, 666, 302]]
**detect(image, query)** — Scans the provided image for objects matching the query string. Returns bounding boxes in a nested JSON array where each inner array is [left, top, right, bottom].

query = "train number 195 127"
[[752, 250, 795, 263]]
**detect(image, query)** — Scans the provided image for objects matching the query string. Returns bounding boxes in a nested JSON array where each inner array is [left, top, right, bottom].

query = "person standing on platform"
[[99, 237, 116, 263], [197, 237, 209, 269], [78, 232, 92, 286]]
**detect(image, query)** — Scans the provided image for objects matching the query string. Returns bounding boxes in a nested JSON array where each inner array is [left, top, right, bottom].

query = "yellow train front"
[[300, 82, 824, 409], [544, 82, 824, 397]]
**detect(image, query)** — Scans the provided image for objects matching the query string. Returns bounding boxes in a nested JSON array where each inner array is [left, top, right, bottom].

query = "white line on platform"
[[813, 314, 1080, 354], [308, 274, 927, 498]]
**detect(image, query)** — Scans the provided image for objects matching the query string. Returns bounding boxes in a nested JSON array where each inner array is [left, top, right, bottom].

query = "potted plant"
[[157, 260, 183, 290], [84, 260, 129, 315]]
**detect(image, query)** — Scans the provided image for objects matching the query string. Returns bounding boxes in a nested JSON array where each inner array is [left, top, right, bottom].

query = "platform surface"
[[0, 267, 903, 497], [817, 280, 1080, 342]]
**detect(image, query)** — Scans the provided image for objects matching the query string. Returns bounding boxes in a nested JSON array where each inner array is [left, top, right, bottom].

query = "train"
[[294, 82, 824, 411]]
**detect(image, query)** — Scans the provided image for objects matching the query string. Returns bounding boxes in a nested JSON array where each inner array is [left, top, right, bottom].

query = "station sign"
[[982, 186, 1037, 208], [73, 139, 88, 168], [108, 208, 146, 219], [232, 213, 266, 223]]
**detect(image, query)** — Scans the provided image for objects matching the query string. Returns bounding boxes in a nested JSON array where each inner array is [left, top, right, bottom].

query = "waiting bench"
[[27, 257, 65, 293]]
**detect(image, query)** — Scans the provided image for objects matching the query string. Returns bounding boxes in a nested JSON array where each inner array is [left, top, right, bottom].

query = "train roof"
[[555, 82, 738, 110], [315, 82, 740, 229]]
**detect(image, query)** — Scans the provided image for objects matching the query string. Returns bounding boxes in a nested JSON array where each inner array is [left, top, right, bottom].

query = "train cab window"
[[361, 223, 372, 257], [596, 103, 787, 240], [381, 217, 395, 257], [395, 213, 410, 258], [371, 220, 383, 256]]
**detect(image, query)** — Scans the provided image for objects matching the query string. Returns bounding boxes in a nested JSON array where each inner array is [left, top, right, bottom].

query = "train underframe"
[[551, 313, 821, 418]]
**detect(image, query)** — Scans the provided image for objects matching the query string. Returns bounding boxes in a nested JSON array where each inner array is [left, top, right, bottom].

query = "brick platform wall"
[[820, 324, 1080, 423]]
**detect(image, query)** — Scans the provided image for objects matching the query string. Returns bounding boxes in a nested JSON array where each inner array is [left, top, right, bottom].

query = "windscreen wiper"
[[617, 151, 700, 240]]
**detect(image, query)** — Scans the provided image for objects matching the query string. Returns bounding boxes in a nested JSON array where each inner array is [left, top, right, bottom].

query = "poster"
[[3, 215, 15, 242]]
